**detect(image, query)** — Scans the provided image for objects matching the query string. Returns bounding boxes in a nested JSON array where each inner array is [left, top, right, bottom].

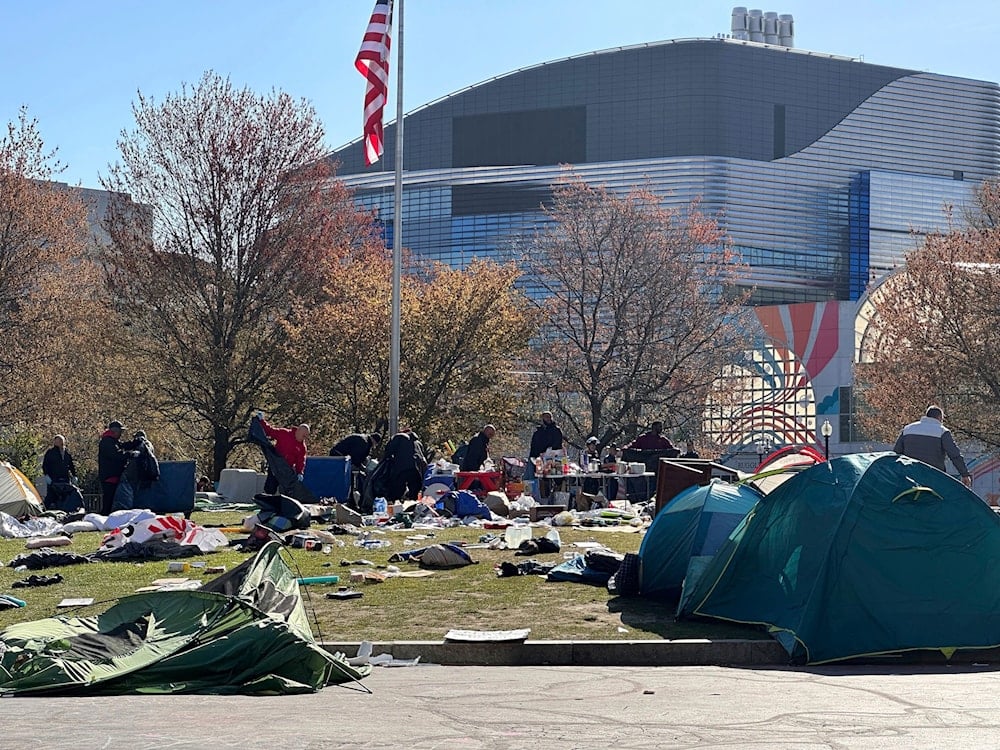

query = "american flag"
[[355, 0, 393, 166]]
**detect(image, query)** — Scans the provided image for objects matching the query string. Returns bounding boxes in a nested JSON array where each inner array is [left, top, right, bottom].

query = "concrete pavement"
[[7, 664, 1000, 749], [322, 638, 1000, 667]]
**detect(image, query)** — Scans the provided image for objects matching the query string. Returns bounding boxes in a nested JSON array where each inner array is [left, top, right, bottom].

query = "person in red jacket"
[[259, 416, 309, 493]]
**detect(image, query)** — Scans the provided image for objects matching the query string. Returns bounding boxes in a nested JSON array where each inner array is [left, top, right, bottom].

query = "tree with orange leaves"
[[522, 177, 754, 449], [280, 256, 537, 453], [0, 108, 105, 439]]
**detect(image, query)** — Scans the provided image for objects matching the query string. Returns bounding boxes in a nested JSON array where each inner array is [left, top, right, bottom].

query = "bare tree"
[[522, 178, 753, 448], [101, 72, 378, 477]]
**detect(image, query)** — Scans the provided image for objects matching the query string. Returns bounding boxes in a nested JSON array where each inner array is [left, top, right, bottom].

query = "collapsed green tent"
[[678, 452, 1000, 664], [638, 480, 761, 598], [0, 542, 369, 695]]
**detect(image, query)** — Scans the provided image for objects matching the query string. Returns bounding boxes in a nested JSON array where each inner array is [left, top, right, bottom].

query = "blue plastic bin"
[[303, 456, 352, 502]]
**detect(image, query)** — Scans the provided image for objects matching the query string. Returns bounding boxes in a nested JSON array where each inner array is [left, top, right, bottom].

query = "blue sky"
[[3, 0, 999, 189]]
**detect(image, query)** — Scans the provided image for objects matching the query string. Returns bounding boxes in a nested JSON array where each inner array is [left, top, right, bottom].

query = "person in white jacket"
[[893, 405, 972, 487]]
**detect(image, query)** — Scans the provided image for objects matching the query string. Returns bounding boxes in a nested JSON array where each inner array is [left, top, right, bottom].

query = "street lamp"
[[821, 419, 833, 460]]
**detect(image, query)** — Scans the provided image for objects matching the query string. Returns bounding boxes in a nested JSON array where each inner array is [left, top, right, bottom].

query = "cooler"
[[303, 456, 352, 502]]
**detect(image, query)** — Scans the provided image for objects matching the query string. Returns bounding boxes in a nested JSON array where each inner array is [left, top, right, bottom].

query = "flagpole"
[[389, 0, 404, 437]]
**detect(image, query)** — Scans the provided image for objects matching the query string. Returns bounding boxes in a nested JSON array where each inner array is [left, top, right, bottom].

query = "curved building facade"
[[329, 36, 1000, 304], [329, 35, 1000, 464]]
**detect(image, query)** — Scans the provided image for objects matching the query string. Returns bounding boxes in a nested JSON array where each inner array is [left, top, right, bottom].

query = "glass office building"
[[328, 37, 1000, 305]]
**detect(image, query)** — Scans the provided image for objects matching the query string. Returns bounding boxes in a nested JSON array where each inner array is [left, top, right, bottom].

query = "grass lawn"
[[0, 511, 766, 643]]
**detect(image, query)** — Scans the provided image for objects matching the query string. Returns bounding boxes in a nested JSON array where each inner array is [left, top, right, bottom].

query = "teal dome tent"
[[679, 452, 1000, 664], [638, 480, 762, 598]]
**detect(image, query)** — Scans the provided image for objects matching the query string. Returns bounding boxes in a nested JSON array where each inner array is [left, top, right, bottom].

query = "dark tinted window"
[[453, 106, 586, 167]]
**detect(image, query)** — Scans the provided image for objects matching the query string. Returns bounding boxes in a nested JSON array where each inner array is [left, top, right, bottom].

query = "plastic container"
[[504, 525, 532, 548], [373, 496, 388, 515]]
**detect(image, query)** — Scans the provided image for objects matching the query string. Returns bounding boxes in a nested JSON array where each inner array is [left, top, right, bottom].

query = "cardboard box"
[[529, 504, 564, 522]]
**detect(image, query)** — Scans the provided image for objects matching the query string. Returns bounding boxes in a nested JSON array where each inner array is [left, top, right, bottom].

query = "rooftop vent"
[[730, 7, 793, 47]]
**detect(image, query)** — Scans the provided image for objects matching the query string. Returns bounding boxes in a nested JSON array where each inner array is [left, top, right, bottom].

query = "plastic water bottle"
[[374, 496, 387, 516]]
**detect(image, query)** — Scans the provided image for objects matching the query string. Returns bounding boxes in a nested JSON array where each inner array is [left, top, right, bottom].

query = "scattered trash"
[[24, 536, 72, 550], [643, 689, 655, 695], [444, 628, 530, 643], [12, 574, 64, 588], [56, 598, 94, 608], [354, 538, 391, 550], [348, 641, 421, 667], [136, 578, 202, 592], [325, 587, 363, 600], [0, 594, 26, 609]]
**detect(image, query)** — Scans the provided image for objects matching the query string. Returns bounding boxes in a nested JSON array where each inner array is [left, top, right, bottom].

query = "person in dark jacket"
[[383, 430, 426, 502], [97, 420, 131, 515], [42, 434, 80, 512], [894, 405, 972, 487], [529, 411, 564, 499], [460, 424, 496, 472], [42, 434, 77, 485], [529, 411, 564, 459], [330, 432, 382, 468]]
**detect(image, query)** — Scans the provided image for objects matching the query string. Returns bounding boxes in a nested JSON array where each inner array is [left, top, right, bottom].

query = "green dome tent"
[[678, 452, 1000, 664], [638, 480, 762, 598]]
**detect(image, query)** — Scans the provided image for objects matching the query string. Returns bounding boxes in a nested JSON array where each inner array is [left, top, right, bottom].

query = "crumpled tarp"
[[0, 511, 64, 539], [0, 542, 370, 695]]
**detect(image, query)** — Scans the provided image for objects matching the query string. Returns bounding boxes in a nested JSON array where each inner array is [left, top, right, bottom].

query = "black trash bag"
[[247, 415, 316, 505], [45, 482, 86, 513], [360, 460, 391, 515], [253, 493, 311, 530], [584, 547, 625, 574], [514, 534, 561, 556]]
